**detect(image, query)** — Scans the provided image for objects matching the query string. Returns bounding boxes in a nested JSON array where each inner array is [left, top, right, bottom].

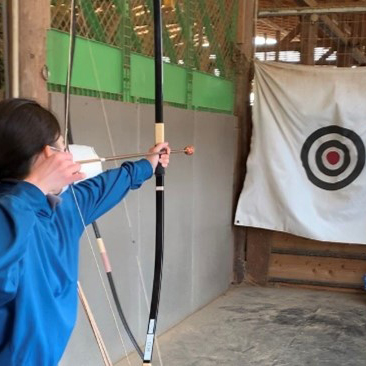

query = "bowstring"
[[65, 1, 132, 365], [70, 188, 131, 366]]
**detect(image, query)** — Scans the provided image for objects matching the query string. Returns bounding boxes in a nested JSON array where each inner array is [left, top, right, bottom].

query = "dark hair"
[[0, 98, 61, 180]]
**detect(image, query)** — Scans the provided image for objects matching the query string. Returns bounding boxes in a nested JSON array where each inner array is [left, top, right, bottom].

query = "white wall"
[[50, 94, 237, 365]]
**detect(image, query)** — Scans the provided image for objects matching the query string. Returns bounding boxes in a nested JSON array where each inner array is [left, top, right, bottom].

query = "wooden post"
[[246, 229, 272, 285], [337, 44, 352, 67], [275, 30, 281, 61], [264, 33, 267, 61], [18, 0, 50, 106], [233, 0, 256, 284], [3, 0, 19, 99], [361, 14, 366, 50], [300, 15, 318, 65]]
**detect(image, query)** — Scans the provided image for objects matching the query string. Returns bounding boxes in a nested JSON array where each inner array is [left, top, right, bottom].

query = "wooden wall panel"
[[245, 228, 366, 291], [271, 232, 366, 259], [269, 254, 366, 286]]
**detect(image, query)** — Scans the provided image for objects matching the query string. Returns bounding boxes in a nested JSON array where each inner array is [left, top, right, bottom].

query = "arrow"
[[76, 145, 194, 165]]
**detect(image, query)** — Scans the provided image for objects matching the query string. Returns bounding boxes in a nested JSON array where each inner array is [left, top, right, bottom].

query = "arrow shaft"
[[76, 148, 186, 165]]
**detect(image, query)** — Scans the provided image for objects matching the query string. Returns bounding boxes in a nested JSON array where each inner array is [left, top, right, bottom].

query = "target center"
[[326, 151, 340, 165]]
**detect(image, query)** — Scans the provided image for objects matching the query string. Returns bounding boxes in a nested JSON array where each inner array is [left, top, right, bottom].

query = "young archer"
[[0, 98, 170, 365]]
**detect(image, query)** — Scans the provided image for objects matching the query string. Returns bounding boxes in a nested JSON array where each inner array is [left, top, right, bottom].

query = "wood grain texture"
[[269, 253, 366, 285], [246, 228, 273, 285]]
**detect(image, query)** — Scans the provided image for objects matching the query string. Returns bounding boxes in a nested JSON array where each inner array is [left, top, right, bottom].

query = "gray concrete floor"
[[115, 285, 366, 366]]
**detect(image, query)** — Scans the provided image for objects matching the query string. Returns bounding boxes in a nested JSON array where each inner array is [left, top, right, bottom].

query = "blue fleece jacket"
[[0, 159, 153, 365]]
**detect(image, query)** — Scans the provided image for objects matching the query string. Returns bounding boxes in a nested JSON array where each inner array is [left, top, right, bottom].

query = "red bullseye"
[[326, 151, 340, 165]]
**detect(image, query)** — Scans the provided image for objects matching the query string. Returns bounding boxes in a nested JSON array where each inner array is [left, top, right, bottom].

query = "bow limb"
[[142, 0, 165, 364]]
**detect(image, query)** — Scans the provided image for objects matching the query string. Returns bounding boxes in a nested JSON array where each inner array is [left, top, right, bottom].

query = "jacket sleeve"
[[71, 159, 153, 226], [0, 182, 44, 305]]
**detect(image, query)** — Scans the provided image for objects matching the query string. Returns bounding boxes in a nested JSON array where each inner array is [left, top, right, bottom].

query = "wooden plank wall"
[[246, 228, 366, 292]]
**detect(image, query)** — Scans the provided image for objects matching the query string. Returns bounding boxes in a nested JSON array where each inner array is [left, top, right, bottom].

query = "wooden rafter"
[[278, 23, 301, 47], [315, 47, 335, 65], [257, 18, 288, 36], [259, 6, 366, 17], [294, 0, 366, 65]]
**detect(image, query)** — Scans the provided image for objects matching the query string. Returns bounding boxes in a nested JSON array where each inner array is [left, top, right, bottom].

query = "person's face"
[[27, 135, 68, 194], [52, 135, 66, 153]]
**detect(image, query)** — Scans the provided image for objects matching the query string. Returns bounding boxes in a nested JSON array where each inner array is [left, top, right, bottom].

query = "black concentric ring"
[[300, 125, 365, 190]]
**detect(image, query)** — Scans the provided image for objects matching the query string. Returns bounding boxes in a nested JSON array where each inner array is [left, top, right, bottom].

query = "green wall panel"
[[130, 53, 187, 105], [47, 30, 234, 113], [192, 72, 234, 112], [47, 30, 123, 95]]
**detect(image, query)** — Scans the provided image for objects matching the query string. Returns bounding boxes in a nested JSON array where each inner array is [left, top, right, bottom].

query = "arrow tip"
[[184, 145, 195, 156]]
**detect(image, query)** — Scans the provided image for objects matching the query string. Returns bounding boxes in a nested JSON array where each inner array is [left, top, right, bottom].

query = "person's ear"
[[44, 145, 53, 158]]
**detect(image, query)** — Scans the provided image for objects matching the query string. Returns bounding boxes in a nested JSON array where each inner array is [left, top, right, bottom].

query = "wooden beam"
[[255, 38, 334, 53], [278, 23, 301, 48], [337, 44, 352, 67], [271, 231, 366, 259], [349, 14, 362, 47], [319, 16, 366, 64], [233, 0, 256, 284], [3, 0, 20, 98], [300, 15, 318, 65], [274, 282, 364, 293], [296, 0, 325, 7], [256, 43, 301, 53], [275, 30, 281, 61], [315, 47, 335, 64], [246, 229, 273, 286], [269, 231, 366, 290], [257, 19, 288, 36], [269, 254, 366, 286], [18, 0, 50, 106], [293, 0, 366, 65], [259, 6, 366, 17]]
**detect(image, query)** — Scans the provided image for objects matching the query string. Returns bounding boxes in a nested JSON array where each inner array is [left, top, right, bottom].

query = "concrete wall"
[[50, 94, 237, 365]]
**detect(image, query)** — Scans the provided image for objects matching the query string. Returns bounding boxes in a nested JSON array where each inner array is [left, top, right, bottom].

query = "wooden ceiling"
[[259, 0, 366, 8], [257, 0, 366, 37], [256, 0, 366, 65]]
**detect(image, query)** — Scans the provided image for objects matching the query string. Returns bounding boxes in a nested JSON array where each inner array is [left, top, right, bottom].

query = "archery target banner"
[[235, 61, 366, 244]]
